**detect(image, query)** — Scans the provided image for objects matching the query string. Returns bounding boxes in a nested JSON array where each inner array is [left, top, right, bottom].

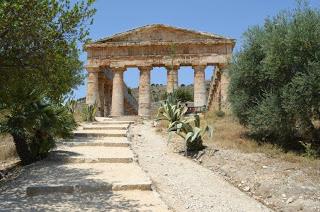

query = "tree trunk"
[[12, 134, 33, 165]]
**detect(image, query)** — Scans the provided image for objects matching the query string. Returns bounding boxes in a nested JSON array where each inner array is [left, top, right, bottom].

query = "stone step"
[[73, 129, 127, 138], [91, 120, 134, 125], [26, 163, 152, 196], [21, 191, 169, 211], [82, 124, 128, 130], [60, 138, 130, 147], [49, 146, 133, 163]]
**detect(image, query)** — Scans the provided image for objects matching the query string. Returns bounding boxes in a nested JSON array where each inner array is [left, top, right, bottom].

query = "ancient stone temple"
[[85, 24, 235, 117]]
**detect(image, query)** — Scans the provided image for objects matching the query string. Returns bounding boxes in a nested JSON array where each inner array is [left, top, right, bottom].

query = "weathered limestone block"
[[193, 65, 206, 107], [166, 66, 179, 93], [86, 66, 100, 106], [111, 68, 125, 116], [138, 66, 152, 117], [173, 68, 178, 90]]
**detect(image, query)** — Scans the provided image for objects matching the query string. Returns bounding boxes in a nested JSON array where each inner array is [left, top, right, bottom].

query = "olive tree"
[[229, 1, 320, 153]]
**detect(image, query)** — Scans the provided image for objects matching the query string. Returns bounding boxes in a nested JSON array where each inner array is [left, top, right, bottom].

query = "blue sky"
[[73, 0, 319, 99]]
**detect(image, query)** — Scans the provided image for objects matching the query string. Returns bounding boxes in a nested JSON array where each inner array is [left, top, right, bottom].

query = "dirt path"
[[130, 121, 271, 212]]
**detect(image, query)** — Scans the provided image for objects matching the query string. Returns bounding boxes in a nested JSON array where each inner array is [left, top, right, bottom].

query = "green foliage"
[[0, 98, 77, 164], [0, 0, 95, 164], [161, 88, 193, 103], [168, 115, 212, 152], [175, 88, 193, 103], [229, 2, 320, 152], [151, 90, 160, 102], [82, 104, 97, 122], [0, 0, 96, 104], [160, 92, 168, 101], [127, 87, 132, 95], [215, 110, 225, 118], [66, 99, 78, 114], [156, 93, 187, 124], [160, 92, 178, 105], [299, 141, 320, 159], [157, 94, 212, 152]]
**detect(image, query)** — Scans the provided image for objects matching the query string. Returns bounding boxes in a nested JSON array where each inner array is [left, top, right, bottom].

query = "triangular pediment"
[[94, 24, 234, 43]]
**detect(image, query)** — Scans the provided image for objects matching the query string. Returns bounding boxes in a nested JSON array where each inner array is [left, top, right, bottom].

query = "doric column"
[[173, 68, 178, 90], [86, 66, 100, 106], [166, 65, 179, 93], [193, 65, 207, 107], [111, 67, 125, 116], [96, 73, 105, 117], [218, 64, 230, 109], [138, 66, 152, 117]]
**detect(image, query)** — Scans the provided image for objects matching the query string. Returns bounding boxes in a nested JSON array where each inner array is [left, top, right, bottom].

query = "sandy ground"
[[130, 121, 271, 212], [197, 150, 320, 212]]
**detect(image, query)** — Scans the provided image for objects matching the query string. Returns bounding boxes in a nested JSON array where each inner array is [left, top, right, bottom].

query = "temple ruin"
[[85, 24, 235, 117]]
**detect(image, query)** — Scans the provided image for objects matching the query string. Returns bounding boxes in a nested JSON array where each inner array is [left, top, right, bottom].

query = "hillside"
[[129, 81, 211, 103]]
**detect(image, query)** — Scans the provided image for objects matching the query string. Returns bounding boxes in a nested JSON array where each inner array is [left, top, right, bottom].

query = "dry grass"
[[155, 120, 168, 133], [0, 134, 17, 161], [203, 111, 260, 152], [73, 109, 84, 123], [203, 110, 320, 165], [153, 107, 319, 165], [0, 112, 18, 163]]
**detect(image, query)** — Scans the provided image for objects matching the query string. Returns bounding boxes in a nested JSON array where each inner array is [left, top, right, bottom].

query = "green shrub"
[[161, 88, 193, 103], [66, 100, 78, 114], [160, 92, 168, 101], [215, 110, 225, 118], [168, 115, 212, 152], [300, 141, 320, 159], [156, 93, 187, 124], [175, 88, 193, 103], [157, 93, 212, 152], [229, 2, 320, 153], [0, 0, 95, 165], [82, 104, 97, 122], [0, 100, 77, 164], [127, 87, 132, 95]]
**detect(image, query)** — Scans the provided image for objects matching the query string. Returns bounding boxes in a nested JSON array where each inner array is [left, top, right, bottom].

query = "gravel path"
[[130, 121, 272, 212]]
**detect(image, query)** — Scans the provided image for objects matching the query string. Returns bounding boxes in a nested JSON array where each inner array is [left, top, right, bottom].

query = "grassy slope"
[[203, 111, 320, 165]]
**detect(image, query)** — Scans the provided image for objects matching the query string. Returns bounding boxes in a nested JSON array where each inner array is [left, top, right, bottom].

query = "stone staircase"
[[25, 119, 168, 211], [124, 84, 139, 115], [206, 69, 221, 111]]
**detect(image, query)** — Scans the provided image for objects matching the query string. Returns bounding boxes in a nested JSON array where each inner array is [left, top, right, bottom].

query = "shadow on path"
[[0, 160, 155, 211]]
